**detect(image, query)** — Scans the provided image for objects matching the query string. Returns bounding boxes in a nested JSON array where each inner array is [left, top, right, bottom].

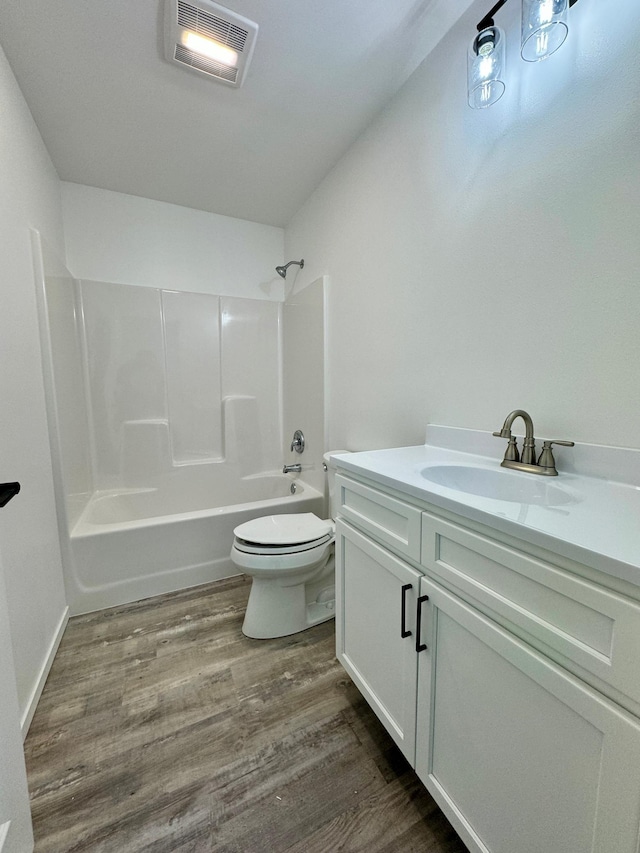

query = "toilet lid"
[[233, 513, 333, 546]]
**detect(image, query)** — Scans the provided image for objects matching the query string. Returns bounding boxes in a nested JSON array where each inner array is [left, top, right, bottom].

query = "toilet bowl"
[[230, 451, 348, 639]]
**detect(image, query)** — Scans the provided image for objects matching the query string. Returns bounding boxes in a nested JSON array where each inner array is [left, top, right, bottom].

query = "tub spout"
[[283, 463, 302, 474]]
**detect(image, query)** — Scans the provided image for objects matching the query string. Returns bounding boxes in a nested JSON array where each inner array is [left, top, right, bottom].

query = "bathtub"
[[67, 473, 324, 614]]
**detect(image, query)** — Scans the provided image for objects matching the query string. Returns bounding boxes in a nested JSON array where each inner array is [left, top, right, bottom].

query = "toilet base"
[[242, 557, 335, 639]]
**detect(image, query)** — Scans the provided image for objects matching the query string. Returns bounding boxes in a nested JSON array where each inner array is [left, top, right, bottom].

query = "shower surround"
[[81, 281, 282, 491], [35, 238, 324, 613]]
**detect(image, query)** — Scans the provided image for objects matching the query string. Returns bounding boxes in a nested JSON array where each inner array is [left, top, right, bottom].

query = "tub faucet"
[[493, 409, 574, 476], [283, 463, 302, 474]]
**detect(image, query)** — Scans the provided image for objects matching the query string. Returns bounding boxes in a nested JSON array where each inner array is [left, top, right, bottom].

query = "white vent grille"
[[165, 0, 258, 88], [177, 0, 248, 52], [174, 44, 238, 82]]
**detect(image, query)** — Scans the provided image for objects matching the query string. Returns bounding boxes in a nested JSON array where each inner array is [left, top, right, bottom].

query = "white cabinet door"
[[336, 519, 423, 764], [415, 576, 640, 853]]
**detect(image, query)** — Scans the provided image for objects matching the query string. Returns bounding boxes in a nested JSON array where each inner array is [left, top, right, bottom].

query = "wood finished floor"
[[24, 576, 468, 853]]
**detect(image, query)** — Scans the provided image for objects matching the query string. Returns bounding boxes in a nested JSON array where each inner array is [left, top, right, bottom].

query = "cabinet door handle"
[[400, 584, 412, 638], [415, 594, 429, 653]]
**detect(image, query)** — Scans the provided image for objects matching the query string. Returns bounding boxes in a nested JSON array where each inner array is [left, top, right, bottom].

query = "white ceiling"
[[0, 0, 475, 227]]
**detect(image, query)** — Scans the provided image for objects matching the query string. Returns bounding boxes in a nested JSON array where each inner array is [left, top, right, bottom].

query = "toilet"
[[230, 451, 348, 639]]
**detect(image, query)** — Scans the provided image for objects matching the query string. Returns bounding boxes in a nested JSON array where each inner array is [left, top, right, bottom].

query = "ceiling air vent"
[[164, 0, 258, 88]]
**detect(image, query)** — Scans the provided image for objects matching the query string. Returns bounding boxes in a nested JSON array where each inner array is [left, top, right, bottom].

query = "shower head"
[[275, 259, 304, 279]]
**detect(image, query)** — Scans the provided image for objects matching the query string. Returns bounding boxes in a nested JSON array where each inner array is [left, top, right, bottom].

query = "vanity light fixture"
[[468, 0, 580, 108], [468, 25, 506, 108], [521, 0, 570, 61]]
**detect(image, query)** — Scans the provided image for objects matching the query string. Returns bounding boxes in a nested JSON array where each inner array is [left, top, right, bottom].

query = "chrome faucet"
[[493, 409, 574, 476], [283, 463, 302, 474]]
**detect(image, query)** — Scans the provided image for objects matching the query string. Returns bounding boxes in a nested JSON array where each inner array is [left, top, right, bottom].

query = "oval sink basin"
[[420, 465, 577, 507]]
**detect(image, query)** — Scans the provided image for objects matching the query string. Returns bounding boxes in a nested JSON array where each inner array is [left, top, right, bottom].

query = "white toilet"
[[230, 451, 348, 639]]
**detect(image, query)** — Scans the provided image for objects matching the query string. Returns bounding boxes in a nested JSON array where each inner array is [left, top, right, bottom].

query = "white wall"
[[286, 0, 640, 453], [62, 183, 285, 299], [0, 44, 68, 729]]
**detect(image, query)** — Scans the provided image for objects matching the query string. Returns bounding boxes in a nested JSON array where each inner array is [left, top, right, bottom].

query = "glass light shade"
[[468, 26, 506, 109], [521, 0, 568, 61]]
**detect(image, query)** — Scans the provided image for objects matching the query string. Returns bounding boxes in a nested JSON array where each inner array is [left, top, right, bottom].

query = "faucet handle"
[[537, 440, 575, 474], [290, 429, 305, 454], [493, 430, 520, 462]]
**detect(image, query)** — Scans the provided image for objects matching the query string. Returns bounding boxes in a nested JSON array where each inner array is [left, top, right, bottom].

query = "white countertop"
[[333, 427, 640, 588]]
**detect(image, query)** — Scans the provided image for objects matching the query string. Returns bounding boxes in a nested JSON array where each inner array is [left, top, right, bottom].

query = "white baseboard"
[[21, 606, 69, 739]]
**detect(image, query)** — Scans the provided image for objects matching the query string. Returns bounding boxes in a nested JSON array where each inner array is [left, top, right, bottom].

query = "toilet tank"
[[323, 451, 350, 519]]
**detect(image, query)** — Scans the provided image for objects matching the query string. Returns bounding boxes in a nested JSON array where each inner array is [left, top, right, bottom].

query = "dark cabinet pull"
[[0, 482, 20, 508], [401, 584, 412, 638], [416, 594, 430, 653]]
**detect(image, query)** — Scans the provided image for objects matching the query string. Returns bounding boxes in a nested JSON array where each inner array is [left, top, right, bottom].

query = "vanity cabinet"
[[335, 472, 640, 853], [336, 521, 422, 760], [415, 575, 640, 853]]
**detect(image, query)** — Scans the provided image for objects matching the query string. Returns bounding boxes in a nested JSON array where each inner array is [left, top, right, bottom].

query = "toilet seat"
[[230, 536, 333, 575], [233, 513, 333, 550], [233, 533, 333, 556]]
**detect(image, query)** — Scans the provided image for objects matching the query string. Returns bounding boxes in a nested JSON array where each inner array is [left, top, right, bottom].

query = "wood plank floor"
[[24, 576, 468, 852]]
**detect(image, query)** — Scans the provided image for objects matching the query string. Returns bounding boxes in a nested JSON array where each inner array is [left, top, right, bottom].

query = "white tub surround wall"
[[78, 281, 282, 492], [39, 272, 300, 612], [285, 0, 640, 453], [34, 235, 92, 533], [61, 183, 285, 299], [283, 277, 327, 496], [0, 43, 68, 740]]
